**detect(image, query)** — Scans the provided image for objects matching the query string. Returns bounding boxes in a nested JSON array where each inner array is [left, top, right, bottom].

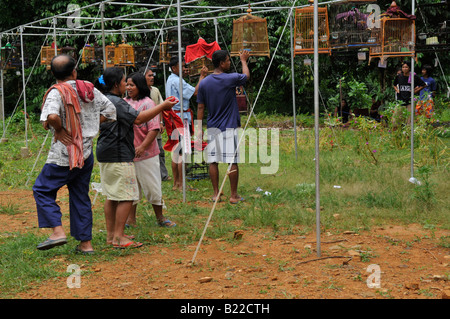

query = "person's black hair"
[[422, 64, 432, 76], [401, 60, 411, 69], [51, 54, 77, 80], [126, 72, 150, 100], [103, 67, 124, 92], [169, 56, 180, 68], [212, 50, 229, 68]]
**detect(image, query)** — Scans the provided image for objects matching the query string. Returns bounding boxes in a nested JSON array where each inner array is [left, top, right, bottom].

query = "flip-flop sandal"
[[158, 219, 177, 227], [230, 197, 245, 204], [75, 246, 95, 255], [37, 237, 67, 250], [113, 241, 143, 249]]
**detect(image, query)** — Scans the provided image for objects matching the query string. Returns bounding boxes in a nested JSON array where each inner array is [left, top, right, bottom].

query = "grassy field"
[[0, 112, 449, 297]]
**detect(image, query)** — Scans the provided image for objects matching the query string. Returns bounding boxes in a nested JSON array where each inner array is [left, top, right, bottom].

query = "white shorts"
[[206, 128, 239, 164], [99, 162, 139, 201], [134, 156, 163, 206]]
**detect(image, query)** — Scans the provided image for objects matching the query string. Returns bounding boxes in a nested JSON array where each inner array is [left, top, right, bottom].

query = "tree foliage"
[[0, 0, 448, 117]]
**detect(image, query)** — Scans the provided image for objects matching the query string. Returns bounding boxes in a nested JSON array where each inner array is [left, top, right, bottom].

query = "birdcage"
[[114, 41, 135, 67], [105, 43, 115, 68], [81, 44, 96, 64], [187, 56, 214, 79], [159, 42, 171, 63], [40, 46, 61, 67], [368, 17, 415, 63], [328, 1, 380, 51], [230, 5, 270, 57], [294, 4, 331, 55], [1, 42, 28, 69]]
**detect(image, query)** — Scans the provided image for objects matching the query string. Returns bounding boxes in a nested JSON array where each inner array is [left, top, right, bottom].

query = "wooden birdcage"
[[81, 44, 96, 64], [1, 42, 28, 69], [368, 17, 415, 63], [159, 42, 171, 63], [294, 3, 331, 55], [187, 56, 214, 79], [105, 43, 115, 68], [114, 41, 135, 67], [40, 45, 61, 67], [230, 4, 270, 57], [328, 1, 381, 51]]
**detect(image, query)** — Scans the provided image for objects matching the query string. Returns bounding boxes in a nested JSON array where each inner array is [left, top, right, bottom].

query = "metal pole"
[[410, 1, 415, 181], [177, 0, 186, 202], [53, 17, 57, 56], [313, 1, 321, 257], [290, 10, 297, 160], [19, 26, 28, 149], [214, 18, 219, 44], [101, 2, 106, 70], [0, 36, 5, 140]]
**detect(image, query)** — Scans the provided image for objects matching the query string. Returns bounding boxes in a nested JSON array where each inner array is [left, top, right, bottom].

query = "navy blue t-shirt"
[[197, 73, 248, 131]]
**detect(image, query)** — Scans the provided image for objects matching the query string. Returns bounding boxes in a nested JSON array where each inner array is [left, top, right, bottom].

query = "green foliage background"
[[0, 0, 449, 117]]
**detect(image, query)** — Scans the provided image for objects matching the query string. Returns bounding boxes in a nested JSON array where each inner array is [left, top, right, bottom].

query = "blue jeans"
[[33, 153, 94, 242]]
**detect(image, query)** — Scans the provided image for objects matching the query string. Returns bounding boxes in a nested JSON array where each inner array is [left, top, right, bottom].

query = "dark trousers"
[[33, 153, 94, 242]]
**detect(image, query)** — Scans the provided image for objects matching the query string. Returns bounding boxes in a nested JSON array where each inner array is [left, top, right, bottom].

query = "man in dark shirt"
[[197, 50, 250, 204]]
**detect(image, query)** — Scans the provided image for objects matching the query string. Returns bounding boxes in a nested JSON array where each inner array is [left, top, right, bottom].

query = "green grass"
[[0, 114, 449, 297]]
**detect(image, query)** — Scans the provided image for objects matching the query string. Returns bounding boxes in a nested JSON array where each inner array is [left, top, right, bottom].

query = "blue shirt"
[[197, 72, 248, 132], [420, 76, 436, 100], [165, 73, 195, 123]]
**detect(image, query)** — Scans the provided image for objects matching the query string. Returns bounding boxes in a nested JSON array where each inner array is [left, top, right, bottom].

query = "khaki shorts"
[[99, 162, 139, 201], [134, 156, 163, 206]]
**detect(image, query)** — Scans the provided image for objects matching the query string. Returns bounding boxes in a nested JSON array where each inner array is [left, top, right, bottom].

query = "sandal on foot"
[[158, 219, 177, 227], [230, 197, 245, 204], [113, 241, 143, 249], [37, 237, 67, 250], [75, 246, 95, 255]]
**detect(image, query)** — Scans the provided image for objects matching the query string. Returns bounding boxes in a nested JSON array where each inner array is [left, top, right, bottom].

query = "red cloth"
[[162, 109, 207, 152], [185, 38, 221, 64], [75, 80, 95, 103]]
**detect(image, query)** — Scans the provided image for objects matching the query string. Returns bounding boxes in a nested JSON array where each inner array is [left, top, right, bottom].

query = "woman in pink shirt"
[[125, 72, 176, 228]]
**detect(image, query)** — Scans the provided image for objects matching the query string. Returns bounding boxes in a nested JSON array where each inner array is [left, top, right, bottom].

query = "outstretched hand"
[[163, 96, 179, 110], [239, 49, 250, 62]]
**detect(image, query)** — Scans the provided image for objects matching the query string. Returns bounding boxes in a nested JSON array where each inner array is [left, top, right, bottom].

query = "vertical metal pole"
[[53, 17, 57, 56], [177, 0, 186, 202], [410, 2, 415, 181], [290, 10, 297, 160], [19, 26, 28, 149], [101, 3, 106, 70], [313, 1, 321, 257], [214, 18, 219, 44], [0, 36, 5, 140]]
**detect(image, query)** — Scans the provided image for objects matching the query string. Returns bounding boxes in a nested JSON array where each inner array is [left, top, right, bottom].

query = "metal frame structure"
[[0, 0, 426, 263]]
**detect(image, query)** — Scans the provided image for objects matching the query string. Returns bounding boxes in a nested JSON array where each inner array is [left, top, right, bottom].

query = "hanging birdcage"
[[328, 1, 381, 51], [187, 56, 214, 79], [368, 17, 415, 64], [294, 2, 331, 56], [81, 44, 96, 64], [105, 43, 115, 68], [134, 45, 158, 69], [185, 38, 220, 78], [159, 42, 171, 63], [114, 41, 135, 67], [230, 4, 270, 57], [40, 45, 61, 67], [0, 42, 15, 69]]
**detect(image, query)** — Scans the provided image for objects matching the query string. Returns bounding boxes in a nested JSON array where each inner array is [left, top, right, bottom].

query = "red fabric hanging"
[[185, 38, 221, 64]]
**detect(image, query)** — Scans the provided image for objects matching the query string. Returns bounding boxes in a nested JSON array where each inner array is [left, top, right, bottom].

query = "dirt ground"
[[0, 188, 449, 301]]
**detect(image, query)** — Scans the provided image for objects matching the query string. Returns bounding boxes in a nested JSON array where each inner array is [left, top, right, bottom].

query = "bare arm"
[[46, 114, 73, 146], [240, 50, 250, 80], [193, 66, 209, 97], [135, 129, 158, 158], [134, 98, 177, 125]]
